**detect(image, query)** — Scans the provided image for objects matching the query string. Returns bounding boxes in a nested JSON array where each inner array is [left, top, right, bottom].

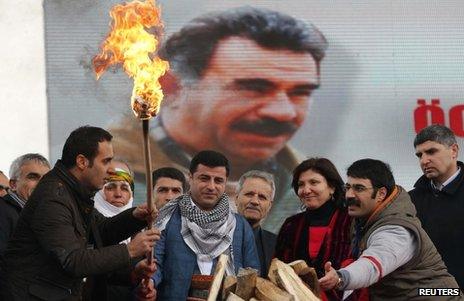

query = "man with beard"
[[111, 6, 327, 229], [319, 159, 460, 300], [409, 125, 464, 289], [235, 170, 276, 277], [1, 126, 160, 301]]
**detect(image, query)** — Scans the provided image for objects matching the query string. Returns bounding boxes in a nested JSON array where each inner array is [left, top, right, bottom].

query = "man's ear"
[[376, 187, 388, 202], [75, 154, 89, 170], [451, 143, 459, 160], [9, 179, 17, 190]]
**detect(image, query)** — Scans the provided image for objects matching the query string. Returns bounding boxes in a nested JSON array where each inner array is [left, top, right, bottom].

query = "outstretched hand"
[[318, 261, 340, 291]]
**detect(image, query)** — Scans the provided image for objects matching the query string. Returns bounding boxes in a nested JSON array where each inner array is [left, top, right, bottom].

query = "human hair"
[[347, 159, 396, 197], [9, 153, 50, 180], [292, 158, 344, 205], [61, 126, 113, 168], [159, 6, 327, 84], [236, 170, 276, 200], [152, 167, 188, 192], [189, 150, 230, 176], [414, 124, 457, 148]]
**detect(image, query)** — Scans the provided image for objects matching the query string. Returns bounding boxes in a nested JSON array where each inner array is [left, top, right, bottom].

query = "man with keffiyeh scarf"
[[146, 150, 260, 300]]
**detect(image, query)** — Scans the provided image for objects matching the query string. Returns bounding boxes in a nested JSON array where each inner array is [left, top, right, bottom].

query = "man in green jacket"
[[320, 159, 460, 300]]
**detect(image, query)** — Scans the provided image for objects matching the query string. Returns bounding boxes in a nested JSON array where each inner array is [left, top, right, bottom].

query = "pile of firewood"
[[203, 255, 322, 301]]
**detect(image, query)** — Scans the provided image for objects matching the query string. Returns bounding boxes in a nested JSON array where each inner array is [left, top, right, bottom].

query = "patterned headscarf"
[[107, 168, 134, 192]]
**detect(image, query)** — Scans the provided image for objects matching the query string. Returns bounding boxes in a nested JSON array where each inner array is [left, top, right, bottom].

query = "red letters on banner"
[[414, 99, 464, 137]]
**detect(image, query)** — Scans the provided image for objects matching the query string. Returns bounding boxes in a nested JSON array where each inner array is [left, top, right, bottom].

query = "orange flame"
[[93, 0, 169, 119]]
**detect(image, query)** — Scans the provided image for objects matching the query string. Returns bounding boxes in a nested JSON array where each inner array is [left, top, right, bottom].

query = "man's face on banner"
[[171, 37, 319, 164]]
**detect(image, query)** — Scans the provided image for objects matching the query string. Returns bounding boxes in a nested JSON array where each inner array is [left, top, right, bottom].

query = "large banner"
[[45, 0, 464, 232]]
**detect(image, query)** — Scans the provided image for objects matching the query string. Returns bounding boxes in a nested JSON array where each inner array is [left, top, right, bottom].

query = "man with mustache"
[[111, 6, 327, 229], [409, 125, 464, 289], [319, 159, 460, 300], [235, 170, 276, 277]]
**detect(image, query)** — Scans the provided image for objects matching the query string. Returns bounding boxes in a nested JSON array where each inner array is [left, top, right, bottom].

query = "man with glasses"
[[0, 171, 9, 198], [319, 159, 460, 300], [0, 154, 50, 255]]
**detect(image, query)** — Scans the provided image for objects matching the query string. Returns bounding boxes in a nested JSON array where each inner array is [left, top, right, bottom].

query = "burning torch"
[[92, 0, 169, 264]]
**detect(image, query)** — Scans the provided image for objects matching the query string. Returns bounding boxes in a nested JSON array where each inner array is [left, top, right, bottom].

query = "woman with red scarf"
[[275, 158, 353, 301]]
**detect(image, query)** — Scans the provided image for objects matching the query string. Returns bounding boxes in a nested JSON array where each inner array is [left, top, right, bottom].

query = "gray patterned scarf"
[[155, 193, 236, 275]]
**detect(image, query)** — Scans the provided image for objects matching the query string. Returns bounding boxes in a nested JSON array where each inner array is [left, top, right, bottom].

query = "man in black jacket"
[[409, 124, 464, 289], [235, 170, 277, 277], [1, 126, 160, 300], [0, 171, 9, 198], [0, 153, 50, 255]]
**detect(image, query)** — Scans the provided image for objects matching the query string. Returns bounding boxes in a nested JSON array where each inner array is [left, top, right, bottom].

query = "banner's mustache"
[[345, 197, 360, 207], [231, 118, 298, 137]]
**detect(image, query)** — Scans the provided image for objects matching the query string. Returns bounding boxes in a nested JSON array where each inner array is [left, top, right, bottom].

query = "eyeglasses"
[[0, 185, 9, 192], [344, 183, 375, 193]]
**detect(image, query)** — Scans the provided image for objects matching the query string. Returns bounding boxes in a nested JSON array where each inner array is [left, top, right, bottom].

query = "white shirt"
[[431, 167, 461, 191]]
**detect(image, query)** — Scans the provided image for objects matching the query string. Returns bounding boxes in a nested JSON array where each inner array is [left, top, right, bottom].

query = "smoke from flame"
[[93, 0, 169, 119]]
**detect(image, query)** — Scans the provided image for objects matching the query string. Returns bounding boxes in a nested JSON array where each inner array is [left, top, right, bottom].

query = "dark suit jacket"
[[253, 227, 277, 277], [0, 194, 22, 255]]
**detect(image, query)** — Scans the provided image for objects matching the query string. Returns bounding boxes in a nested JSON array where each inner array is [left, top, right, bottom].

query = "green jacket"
[[357, 186, 460, 300]]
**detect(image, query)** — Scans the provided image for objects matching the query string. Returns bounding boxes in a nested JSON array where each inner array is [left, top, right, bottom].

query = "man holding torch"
[[1, 126, 160, 300]]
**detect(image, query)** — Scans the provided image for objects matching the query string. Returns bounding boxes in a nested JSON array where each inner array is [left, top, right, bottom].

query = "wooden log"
[[255, 277, 294, 301], [207, 254, 228, 301], [289, 260, 308, 275], [267, 258, 279, 284], [235, 267, 258, 300], [297, 267, 321, 297], [226, 292, 245, 301], [272, 259, 320, 301], [221, 275, 237, 301]]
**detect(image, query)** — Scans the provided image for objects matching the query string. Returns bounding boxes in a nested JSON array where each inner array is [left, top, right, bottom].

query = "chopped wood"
[[271, 259, 321, 301], [288, 260, 321, 297], [298, 267, 321, 297], [221, 275, 237, 301], [207, 254, 228, 301], [289, 260, 309, 275], [255, 277, 294, 301], [235, 267, 258, 300], [267, 259, 278, 284], [226, 292, 245, 301]]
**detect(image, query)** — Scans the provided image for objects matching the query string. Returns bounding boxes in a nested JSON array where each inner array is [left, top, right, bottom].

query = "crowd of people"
[[1, 5, 463, 301], [0, 123, 462, 301]]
